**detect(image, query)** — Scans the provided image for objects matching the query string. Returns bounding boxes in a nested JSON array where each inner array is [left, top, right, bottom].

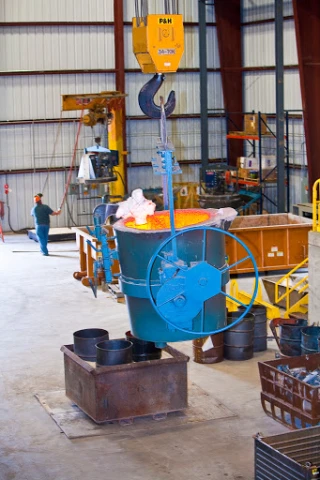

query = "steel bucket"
[[96, 339, 133, 366], [73, 328, 109, 361], [270, 318, 308, 357], [301, 326, 320, 355], [224, 312, 255, 361], [113, 209, 231, 344]]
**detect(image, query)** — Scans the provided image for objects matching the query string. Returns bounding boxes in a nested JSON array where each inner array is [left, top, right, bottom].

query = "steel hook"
[[138, 73, 176, 119]]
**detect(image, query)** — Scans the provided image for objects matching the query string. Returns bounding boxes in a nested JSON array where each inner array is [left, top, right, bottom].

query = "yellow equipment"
[[132, 1, 184, 118], [274, 257, 309, 319], [226, 279, 281, 320], [62, 91, 126, 127], [132, 14, 184, 74], [313, 178, 320, 232], [61, 91, 127, 197]]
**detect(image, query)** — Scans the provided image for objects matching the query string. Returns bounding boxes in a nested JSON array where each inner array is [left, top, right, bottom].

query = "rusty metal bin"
[[227, 213, 311, 274], [255, 427, 320, 479], [61, 344, 189, 423], [258, 353, 320, 429]]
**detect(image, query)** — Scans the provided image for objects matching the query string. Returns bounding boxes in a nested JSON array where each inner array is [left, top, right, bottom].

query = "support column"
[[293, 0, 320, 195], [215, 0, 243, 166], [112, 0, 127, 195], [198, 0, 209, 179], [108, 107, 126, 198], [275, 0, 285, 212]]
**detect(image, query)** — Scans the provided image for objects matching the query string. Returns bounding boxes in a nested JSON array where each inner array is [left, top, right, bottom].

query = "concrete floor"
[[0, 233, 289, 480]]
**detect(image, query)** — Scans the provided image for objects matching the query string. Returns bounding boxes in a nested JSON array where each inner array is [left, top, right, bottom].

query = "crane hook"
[[138, 73, 176, 119]]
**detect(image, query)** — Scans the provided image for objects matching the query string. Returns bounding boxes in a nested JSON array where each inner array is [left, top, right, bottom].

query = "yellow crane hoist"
[[61, 91, 127, 197], [132, 0, 184, 118]]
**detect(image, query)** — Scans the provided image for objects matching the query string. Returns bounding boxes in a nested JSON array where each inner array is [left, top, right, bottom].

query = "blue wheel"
[[146, 226, 259, 335]]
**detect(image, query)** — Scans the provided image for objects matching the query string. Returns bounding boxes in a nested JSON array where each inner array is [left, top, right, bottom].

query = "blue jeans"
[[36, 224, 50, 255]]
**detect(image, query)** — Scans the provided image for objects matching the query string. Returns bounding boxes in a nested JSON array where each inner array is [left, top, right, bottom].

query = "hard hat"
[[34, 193, 43, 202]]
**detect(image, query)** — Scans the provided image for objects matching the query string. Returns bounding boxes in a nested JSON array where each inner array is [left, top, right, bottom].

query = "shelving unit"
[[226, 133, 274, 141], [226, 111, 290, 214]]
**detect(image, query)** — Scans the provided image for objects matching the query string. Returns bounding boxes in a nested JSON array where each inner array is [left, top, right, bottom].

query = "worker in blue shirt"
[[31, 193, 61, 256]]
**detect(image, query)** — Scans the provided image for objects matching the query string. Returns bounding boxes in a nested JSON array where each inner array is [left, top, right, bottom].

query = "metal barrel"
[[238, 305, 268, 352], [301, 326, 320, 355], [96, 339, 133, 366], [279, 319, 308, 356], [224, 312, 255, 361], [125, 331, 162, 362], [73, 328, 109, 361], [192, 333, 224, 364]]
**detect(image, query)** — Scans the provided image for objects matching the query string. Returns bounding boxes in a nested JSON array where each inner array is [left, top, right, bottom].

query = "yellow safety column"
[[312, 179, 320, 232], [108, 106, 126, 198]]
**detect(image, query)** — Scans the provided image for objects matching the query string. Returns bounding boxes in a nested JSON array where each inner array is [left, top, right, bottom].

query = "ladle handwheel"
[[146, 226, 259, 335]]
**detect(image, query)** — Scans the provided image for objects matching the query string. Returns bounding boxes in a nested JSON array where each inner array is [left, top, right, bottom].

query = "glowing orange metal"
[[125, 210, 210, 231]]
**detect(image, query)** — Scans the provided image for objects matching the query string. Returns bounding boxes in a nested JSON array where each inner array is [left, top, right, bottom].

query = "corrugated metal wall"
[[0, 1, 117, 231], [0, 1, 112, 230], [242, 0, 305, 214], [242, 0, 293, 22], [243, 19, 300, 112], [0, 0, 114, 22], [0, 26, 115, 72], [0, 74, 116, 121], [0, 0, 307, 231], [1, 0, 216, 231]]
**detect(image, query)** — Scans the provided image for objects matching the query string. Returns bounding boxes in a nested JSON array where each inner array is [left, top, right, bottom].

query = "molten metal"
[[124, 209, 210, 230]]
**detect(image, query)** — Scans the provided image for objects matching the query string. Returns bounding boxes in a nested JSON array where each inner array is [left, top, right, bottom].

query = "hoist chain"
[[135, 0, 178, 21], [135, 0, 148, 26]]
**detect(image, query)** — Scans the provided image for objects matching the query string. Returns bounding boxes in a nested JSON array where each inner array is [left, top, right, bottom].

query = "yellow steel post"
[[108, 106, 126, 198], [312, 179, 320, 232]]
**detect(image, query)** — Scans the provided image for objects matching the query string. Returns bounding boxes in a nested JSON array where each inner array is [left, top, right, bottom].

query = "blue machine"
[[85, 203, 119, 297], [87, 100, 259, 347]]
